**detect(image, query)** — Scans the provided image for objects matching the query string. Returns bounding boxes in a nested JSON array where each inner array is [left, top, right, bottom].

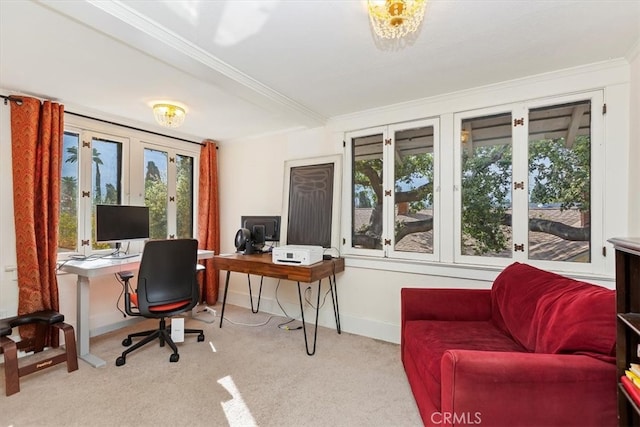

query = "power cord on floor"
[[273, 279, 304, 330], [220, 313, 278, 327]]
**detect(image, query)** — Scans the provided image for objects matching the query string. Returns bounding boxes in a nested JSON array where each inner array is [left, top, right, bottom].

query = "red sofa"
[[401, 262, 617, 427]]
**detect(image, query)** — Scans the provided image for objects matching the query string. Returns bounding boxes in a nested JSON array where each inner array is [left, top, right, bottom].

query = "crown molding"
[[40, 0, 326, 128]]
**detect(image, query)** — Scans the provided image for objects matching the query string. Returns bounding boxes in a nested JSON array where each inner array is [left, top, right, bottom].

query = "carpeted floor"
[[1, 304, 422, 427]]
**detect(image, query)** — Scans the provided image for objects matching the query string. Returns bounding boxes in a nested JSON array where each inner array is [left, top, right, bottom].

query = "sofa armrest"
[[439, 349, 616, 427], [401, 288, 491, 323]]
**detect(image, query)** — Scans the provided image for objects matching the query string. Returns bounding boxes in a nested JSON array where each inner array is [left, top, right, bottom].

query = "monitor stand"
[[104, 243, 139, 259], [105, 252, 139, 260]]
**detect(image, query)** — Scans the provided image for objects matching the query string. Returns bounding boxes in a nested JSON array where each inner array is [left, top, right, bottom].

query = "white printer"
[[272, 245, 324, 266]]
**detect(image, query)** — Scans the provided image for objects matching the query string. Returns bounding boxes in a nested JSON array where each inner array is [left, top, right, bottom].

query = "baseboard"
[[222, 290, 400, 344], [91, 316, 143, 337]]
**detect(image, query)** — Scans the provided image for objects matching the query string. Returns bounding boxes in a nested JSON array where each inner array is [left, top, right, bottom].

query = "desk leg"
[[297, 280, 322, 356], [247, 275, 264, 314], [75, 275, 106, 367], [329, 273, 341, 334], [219, 271, 231, 328]]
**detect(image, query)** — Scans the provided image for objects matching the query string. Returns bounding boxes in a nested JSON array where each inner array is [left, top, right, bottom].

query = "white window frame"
[[135, 140, 200, 240], [80, 130, 131, 257], [453, 90, 605, 274], [60, 114, 201, 259], [386, 118, 440, 262], [343, 118, 441, 262], [343, 126, 387, 259]]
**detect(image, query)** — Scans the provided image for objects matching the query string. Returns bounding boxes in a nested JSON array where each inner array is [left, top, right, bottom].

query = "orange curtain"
[[197, 140, 220, 304], [10, 96, 63, 347]]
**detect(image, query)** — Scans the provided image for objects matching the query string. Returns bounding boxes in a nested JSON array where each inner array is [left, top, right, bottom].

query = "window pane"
[[528, 100, 591, 262], [461, 112, 513, 257], [91, 137, 123, 248], [144, 148, 168, 239], [176, 154, 194, 239], [394, 126, 434, 254], [352, 133, 384, 249], [59, 131, 79, 252]]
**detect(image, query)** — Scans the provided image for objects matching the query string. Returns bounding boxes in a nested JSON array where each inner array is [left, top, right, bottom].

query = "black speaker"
[[252, 225, 266, 246], [234, 228, 251, 252], [234, 227, 264, 255]]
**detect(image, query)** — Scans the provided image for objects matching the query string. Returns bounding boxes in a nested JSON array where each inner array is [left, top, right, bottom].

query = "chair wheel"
[[122, 337, 132, 346], [169, 353, 179, 363], [197, 333, 205, 342], [116, 356, 126, 366]]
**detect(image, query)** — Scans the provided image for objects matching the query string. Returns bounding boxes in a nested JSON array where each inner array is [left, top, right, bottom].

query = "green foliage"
[[176, 155, 193, 238], [396, 153, 434, 211], [58, 212, 77, 250], [529, 136, 590, 212], [460, 135, 591, 255], [395, 154, 433, 187], [60, 176, 77, 215], [461, 144, 512, 254], [145, 165, 168, 239], [354, 151, 434, 240]]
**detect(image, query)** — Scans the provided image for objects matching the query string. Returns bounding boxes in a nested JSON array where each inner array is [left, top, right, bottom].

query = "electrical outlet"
[[304, 286, 312, 308]]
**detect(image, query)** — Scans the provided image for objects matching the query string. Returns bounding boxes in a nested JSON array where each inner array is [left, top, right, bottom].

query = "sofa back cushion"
[[491, 262, 615, 362]]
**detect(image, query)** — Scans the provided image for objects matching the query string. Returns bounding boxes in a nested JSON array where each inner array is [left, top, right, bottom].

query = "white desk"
[[58, 249, 214, 367]]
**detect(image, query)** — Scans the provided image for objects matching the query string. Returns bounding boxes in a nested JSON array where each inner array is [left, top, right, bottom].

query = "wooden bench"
[[0, 310, 78, 396]]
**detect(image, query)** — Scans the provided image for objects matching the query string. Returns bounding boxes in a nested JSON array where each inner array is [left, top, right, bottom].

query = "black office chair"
[[115, 238, 204, 366]]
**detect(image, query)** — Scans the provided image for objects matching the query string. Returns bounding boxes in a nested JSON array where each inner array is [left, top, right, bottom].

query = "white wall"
[[0, 97, 17, 320], [629, 46, 640, 235], [217, 60, 634, 343], [0, 58, 635, 345]]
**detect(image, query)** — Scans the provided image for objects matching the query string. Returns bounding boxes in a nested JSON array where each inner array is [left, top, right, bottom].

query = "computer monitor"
[[241, 216, 280, 242], [96, 204, 150, 257]]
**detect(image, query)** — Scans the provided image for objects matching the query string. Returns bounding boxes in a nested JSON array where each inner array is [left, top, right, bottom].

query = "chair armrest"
[[439, 350, 616, 427], [401, 288, 492, 323]]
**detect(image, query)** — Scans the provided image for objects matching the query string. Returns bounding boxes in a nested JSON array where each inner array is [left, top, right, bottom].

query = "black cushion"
[[0, 310, 64, 337]]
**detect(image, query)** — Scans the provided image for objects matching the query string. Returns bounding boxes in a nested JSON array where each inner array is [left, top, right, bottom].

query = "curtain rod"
[[1, 94, 206, 147]]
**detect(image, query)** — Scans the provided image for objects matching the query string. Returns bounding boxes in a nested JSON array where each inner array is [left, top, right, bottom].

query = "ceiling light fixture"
[[368, 0, 426, 39], [152, 103, 186, 128]]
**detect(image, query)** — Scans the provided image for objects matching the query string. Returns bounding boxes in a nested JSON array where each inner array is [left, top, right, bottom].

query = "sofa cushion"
[[491, 262, 615, 361], [403, 319, 525, 409]]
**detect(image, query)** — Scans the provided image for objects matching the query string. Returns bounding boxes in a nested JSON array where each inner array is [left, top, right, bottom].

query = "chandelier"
[[368, 0, 427, 39], [152, 103, 186, 128]]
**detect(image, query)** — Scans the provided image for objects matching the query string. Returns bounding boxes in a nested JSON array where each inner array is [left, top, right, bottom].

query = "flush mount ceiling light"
[[368, 0, 427, 39], [152, 103, 186, 128]]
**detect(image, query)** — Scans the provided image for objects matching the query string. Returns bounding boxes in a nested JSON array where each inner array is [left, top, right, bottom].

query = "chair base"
[[116, 318, 204, 366], [0, 312, 78, 396]]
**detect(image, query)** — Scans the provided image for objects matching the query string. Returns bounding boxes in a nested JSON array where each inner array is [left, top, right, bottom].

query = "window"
[[454, 92, 603, 272], [143, 147, 169, 239], [344, 119, 440, 261], [342, 91, 604, 274], [175, 154, 194, 239], [59, 131, 80, 253], [527, 101, 591, 263], [459, 111, 514, 259], [58, 116, 200, 257], [142, 144, 195, 240], [90, 134, 126, 249]]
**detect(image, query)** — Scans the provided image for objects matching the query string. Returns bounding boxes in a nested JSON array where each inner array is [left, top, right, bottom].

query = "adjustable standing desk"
[[213, 253, 345, 355], [58, 249, 214, 367]]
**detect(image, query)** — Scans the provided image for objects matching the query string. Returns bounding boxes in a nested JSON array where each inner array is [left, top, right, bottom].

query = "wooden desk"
[[213, 253, 345, 355], [58, 249, 214, 367]]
